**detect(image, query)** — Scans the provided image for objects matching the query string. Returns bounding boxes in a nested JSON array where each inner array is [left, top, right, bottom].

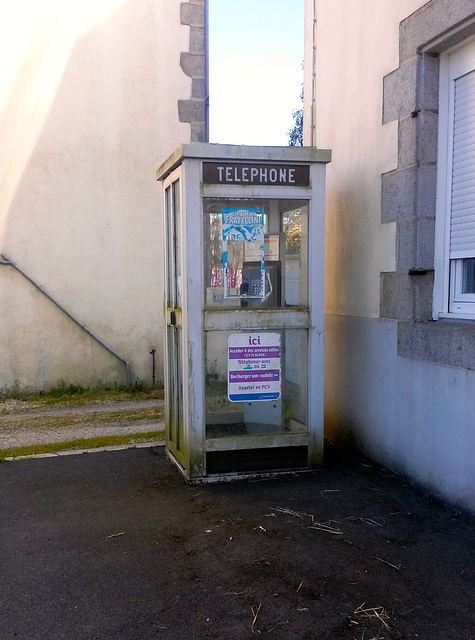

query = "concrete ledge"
[[190, 124, 206, 142], [383, 58, 418, 124], [381, 166, 416, 222], [397, 217, 435, 271], [190, 26, 205, 53], [400, 0, 475, 62], [379, 3, 475, 329], [178, 99, 206, 124], [381, 271, 434, 321], [381, 164, 436, 225], [416, 53, 439, 111], [4, 441, 165, 462], [179, 0, 206, 143], [180, 52, 205, 78], [383, 53, 439, 125], [180, 2, 205, 26], [398, 319, 475, 370], [398, 110, 438, 168], [191, 78, 206, 99], [157, 143, 332, 181]]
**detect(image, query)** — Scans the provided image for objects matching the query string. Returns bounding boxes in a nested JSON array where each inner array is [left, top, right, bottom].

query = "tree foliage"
[[287, 87, 303, 146]]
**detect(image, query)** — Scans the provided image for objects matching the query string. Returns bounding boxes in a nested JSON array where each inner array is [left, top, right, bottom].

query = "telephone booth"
[[157, 143, 331, 482]]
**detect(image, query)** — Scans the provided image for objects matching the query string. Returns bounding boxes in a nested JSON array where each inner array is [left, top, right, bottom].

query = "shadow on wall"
[[323, 177, 380, 446]]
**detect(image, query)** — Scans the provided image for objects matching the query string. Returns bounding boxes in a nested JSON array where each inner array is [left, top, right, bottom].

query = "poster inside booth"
[[228, 332, 281, 402], [222, 208, 264, 299]]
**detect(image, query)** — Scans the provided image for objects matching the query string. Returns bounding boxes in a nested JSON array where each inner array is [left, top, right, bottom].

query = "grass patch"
[[0, 431, 165, 461], [0, 405, 165, 428], [33, 380, 165, 405], [0, 384, 164, 407]]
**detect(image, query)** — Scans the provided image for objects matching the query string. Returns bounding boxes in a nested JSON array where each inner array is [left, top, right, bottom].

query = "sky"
[[208, 0, 304, 147]]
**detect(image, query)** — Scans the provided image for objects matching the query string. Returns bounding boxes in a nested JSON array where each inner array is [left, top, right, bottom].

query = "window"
[[203, 198, 308, 309], [435, 39, 475, 317]]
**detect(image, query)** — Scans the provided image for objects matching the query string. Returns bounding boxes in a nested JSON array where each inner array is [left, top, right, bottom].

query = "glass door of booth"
[[164, 177, 184, 464], [203, 197, 311, 474]]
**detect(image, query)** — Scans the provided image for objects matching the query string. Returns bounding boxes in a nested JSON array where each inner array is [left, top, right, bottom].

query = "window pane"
[[462, 258, 475, 293], [173, 180, 182, 307], [205, 329, 308, 438], [204, 198, 308, 309], [165, 186, 173, 307]]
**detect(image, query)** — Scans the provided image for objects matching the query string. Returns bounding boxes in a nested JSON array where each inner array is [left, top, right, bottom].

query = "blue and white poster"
[[222, 208, 264, 298]]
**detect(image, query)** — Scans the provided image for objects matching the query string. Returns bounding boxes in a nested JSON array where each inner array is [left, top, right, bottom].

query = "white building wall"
[[306, 0, 475, 514], [0, 0, 194, 392], [305, 0, 428, 318], [325, 316, 475, 513]]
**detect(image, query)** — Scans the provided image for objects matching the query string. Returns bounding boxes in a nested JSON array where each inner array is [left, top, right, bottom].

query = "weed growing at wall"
[[0, 381, 29, 399], [0, 380, 164, 404]]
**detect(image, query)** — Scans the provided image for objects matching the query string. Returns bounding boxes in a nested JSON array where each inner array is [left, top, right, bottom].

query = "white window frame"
[[434, 38, 475, 320]]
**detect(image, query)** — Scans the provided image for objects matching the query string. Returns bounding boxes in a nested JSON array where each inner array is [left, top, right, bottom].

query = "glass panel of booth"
[[165, 185, 172, 307], [165, 179, 182, 309], [203, 198, 308, 309], [173, 180, 182, 307], [203, 197, 310, 440], [167, 324, 183, 449], [205, 328, 308, 438], [164, 176, 184, 461]]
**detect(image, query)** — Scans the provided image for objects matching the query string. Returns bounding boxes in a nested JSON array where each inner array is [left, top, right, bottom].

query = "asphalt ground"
[[1, 444, 475, 640]]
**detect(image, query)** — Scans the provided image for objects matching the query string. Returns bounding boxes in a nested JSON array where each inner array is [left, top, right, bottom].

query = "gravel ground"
[[0, 398, 165, 449]]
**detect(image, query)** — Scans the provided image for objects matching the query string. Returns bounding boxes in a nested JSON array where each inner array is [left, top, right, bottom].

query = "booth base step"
[[206, 445, 308, 475]]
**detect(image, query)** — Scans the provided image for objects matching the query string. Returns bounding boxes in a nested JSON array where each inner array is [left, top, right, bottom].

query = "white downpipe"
[[311, 0, 317, 146]]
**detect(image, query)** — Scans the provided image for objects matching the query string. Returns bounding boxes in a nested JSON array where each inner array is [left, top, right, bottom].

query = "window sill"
[[438, 312, 475, 321]]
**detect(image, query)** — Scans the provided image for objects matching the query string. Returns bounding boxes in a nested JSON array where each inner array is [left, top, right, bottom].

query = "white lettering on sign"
[[205, 164, 305, 185], [228, 333, 281, 402], [223, 212, 260, 226]]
